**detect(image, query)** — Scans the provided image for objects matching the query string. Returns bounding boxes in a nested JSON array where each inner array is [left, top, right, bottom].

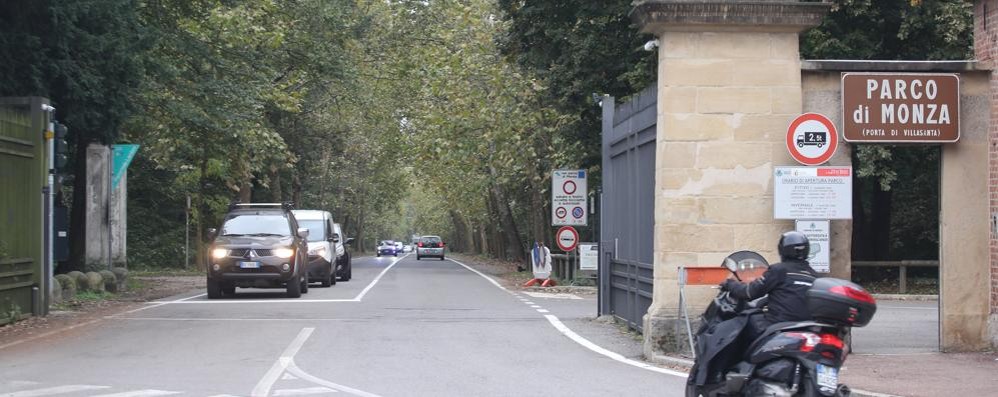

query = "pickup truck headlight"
[[273, 248, 294, 258], [308, 246, 327, 256], [211, 248, 229, 259]]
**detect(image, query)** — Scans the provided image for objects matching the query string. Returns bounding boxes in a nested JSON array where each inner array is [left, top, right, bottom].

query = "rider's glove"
[[719, 279, 740, 292]]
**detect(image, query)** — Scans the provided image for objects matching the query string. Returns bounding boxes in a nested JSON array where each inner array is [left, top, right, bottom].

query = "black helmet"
[[778, 231, 810, 262]]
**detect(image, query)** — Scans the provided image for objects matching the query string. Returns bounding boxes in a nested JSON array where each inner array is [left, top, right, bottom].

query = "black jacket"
[[726, 260, 817, 323]]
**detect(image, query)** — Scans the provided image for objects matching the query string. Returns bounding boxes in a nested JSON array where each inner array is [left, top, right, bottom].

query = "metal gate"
[[0, 97, 48, 324], [599, 87, 656, 332]]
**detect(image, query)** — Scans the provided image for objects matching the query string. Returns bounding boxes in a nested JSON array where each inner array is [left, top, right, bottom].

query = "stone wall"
[[973, 0, 998, 348]]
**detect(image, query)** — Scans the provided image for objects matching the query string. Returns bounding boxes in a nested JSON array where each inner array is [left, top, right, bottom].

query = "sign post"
[[552, 170, 588, 226], [795, 220, 831, 273]]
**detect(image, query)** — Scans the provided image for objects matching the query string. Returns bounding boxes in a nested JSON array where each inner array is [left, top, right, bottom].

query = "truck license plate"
[[239, 261, 260, 269]]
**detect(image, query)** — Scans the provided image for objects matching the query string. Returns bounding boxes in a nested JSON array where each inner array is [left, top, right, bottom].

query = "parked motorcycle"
[[686, 251, 877, 397]]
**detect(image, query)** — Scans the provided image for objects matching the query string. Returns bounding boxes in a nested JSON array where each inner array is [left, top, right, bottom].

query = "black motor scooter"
[[686, 251, 877, 397]]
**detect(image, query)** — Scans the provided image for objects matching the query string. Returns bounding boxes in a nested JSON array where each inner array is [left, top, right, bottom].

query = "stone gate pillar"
[[631, 1, 830, 356]]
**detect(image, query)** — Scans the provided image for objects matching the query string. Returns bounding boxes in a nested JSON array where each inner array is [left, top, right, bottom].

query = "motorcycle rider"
[[720, 231, 818, 342]]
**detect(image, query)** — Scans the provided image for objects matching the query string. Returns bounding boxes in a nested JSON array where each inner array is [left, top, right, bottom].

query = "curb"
[[648, 354, 902, 397], [872, 293, 937, 301]]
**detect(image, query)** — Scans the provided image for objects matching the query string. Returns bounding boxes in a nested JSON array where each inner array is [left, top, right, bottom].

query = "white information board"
[[579, 243, 599, 271], [795, 220, 830, 273], [774, 167, 852, 220], [552, 169, 588, 226]]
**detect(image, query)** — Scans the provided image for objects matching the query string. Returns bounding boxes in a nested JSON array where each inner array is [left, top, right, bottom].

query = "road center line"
[[252, 327, 315, 397], [353, 254, 409, 301]]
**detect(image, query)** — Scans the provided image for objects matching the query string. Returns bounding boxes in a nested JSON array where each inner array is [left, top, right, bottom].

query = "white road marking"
[[123, 293, 207, 313], [252, 327, 315, 397], [90, 390, 181, 397], [449, 257, 688, 378], [281, 374, 299, 380], [114, 317, 362, 322], [543, 315, 688, 377], [530, 305, 541, 308], [272, 387, 337, 395], [5, 385, 110, 397], [284, 362, 381, 397], [522, 291, 583, 300], [352, 254, 409, 301], [148, 299, 359, 304], [445, 258, 507, 291], [536, 309, 549, 313], [523, 302, 535, 305]]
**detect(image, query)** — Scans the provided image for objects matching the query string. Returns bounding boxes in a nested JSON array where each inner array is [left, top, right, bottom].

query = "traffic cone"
[[523, 278, 540, 287], [541, 278, 557, 287]]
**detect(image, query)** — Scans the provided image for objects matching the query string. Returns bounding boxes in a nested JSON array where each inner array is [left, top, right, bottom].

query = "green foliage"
[[801, 0, 973, 61]]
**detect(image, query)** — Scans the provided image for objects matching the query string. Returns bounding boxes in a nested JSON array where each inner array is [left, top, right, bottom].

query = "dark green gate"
[[0, 97, 49, 324]]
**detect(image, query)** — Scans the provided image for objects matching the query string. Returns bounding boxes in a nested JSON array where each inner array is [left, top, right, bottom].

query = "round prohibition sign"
[[562, 180, 577, 195], [786, 113, 838, 166], [555, 207, 568, 219], [556, 226, 579, 252]]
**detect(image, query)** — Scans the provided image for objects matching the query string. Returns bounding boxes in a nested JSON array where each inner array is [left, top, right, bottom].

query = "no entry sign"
[[786, 113, 838, 166], [556, 226, 579, 252]]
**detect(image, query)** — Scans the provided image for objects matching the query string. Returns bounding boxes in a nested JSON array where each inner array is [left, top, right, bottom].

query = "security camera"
[[643, 39, 660, 51]]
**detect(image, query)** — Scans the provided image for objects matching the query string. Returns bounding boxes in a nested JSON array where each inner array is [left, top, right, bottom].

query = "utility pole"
[[185, 194, 191, 269]]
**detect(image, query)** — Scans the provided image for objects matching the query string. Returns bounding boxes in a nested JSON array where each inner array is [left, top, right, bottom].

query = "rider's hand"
[[719, 279, 739, 292]]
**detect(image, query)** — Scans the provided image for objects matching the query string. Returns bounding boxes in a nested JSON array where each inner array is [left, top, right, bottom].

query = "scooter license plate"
[[816, 364, 838, 390]]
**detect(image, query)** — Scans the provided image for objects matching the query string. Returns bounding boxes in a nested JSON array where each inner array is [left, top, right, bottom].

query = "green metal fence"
[[0, 97, 48, 324]]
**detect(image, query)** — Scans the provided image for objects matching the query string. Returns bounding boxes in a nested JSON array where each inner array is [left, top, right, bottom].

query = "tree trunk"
[[477, 223, 488, 256], [195, 155, 210, 270], [238, 180, 252, 203], [292, 173, 302, 207], [355, 194, 366, 252], [488, 176, 525, 261], [271, 168, 283, 202], [449, 210, 474, 253]]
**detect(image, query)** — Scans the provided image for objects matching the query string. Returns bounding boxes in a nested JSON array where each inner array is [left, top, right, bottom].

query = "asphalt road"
[[1, 254, 686, 397], [851, 300, 939, 354]]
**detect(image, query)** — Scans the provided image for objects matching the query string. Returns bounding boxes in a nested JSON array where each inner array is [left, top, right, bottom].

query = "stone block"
[[68, 271, 89, 292], [660, 32, 697, 59], [654, 252, 698, 279], [733, 114, 792, 141], [656, 197, 699, 224], [85, 271, 105, 292], [662, 59, 733, 87], [659, 142, 696, 169], [696, 142, 772, 169], [113, 267, 129, 292], [701, 197, 773, 224], [733, 223, 793, 254], [694, 32, 773, 59], [771, 86, 803, 114], [659, 224, 735, 252], [659, 87, 697, 113], [769, 33, 801, 59], [661, 113, 733, 141], [51, 276, 62, 305], [697, 87, 772, 114], [54, 274, 76, 301], [737, 61, 801, 86], [99, 270, 118, 293], [656, 168, 703, 191]]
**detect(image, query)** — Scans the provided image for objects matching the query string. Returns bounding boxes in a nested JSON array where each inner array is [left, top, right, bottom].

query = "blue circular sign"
[[572, 206, 584, 219]]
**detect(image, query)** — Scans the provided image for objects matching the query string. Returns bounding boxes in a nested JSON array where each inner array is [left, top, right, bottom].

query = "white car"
[[292, 210, 342, 287]]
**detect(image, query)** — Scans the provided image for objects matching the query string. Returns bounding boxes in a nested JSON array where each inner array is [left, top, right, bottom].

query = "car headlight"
[[309, 246, 327, 256], [273, 247, 294, 258], [211, 248, 229, 259]]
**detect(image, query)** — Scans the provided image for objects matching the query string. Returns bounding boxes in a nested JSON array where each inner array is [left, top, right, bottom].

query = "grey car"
[[416, 235, 445, 260]]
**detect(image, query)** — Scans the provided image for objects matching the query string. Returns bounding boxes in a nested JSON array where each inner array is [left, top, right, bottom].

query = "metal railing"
[[852, 260, 938, 294]]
